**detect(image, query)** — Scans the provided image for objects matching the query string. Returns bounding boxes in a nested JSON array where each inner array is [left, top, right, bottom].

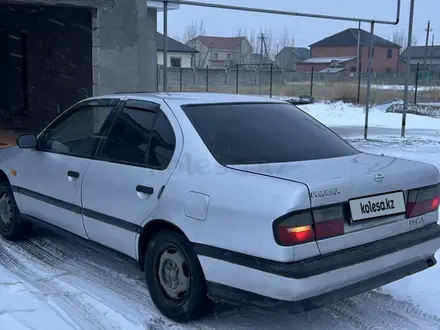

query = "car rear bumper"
[[197, 224, 440, 308]]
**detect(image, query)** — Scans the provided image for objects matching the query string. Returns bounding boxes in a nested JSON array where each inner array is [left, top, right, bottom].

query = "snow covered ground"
[[299, 101, 440, 130], [2, 102, 440, 330], [370, 84, 440, 91]]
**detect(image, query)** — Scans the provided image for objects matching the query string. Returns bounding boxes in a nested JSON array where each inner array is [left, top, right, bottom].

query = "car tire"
[[0, 182, 28, 241], [144, 230, 212, 323]]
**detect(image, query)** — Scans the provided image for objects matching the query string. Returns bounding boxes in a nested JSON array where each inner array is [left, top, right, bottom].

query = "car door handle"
[[136, 185, 154, 195], [67, 170, 80, 179]]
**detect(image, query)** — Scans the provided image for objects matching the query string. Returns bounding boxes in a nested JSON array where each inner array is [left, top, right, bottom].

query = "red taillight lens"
[[274, 210, 315, 246], [406, 184, 440, 218], [274, 205, 345, 246], [313, 205, 345, 240]]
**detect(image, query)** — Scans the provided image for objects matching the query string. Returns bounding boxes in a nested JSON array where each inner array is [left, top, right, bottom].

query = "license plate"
[[349, 191, 406, 221]]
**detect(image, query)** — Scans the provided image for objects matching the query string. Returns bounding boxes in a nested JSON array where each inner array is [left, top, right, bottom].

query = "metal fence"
[[157, 64, 440, 103]]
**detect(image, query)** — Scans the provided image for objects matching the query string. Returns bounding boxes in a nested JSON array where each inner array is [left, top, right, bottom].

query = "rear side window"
[[182, 102, 358, 165], [100, 106, 176, 169]]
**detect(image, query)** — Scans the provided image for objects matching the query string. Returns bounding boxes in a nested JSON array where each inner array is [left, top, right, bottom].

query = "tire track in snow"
[[0, 244, 112, 330], [364, 290, 440, 328], [2, 232, 210, 330]]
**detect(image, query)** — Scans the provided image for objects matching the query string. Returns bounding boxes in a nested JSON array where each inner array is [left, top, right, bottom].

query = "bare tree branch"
[[182, 20, 207, 43]]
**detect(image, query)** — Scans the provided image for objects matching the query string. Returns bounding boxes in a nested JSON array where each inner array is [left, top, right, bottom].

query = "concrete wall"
[[157, 51, 193, 68], [92, 2, 157, 94]]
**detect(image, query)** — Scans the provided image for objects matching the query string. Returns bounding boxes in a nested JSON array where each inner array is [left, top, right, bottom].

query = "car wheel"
[[0, 182, 28, 241], [144, 230, 212, 323]]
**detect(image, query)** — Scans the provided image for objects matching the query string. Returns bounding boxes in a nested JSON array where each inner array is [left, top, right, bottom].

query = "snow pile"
[[298, 101, 440, 130], [371, 84, 440, 91]]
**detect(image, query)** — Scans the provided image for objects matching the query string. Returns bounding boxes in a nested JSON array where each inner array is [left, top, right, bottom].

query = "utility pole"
[[430, 34, 435, 71], [356, 21, 361, 78], [401, 0, 415, 138], [423, 20, 432, 72], [260, 32, 264, 63]]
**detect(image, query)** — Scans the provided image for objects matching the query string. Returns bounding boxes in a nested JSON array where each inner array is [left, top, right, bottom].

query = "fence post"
[[270, 63, 273, 98], [357, 62, 362, 104], [414, 62, 420, 104], [180, 67, 183, 92], [206, 65, 209, 92], [157, 65, 160, 91], [310, 66, 314, 97], [236, 64, 239, 94]]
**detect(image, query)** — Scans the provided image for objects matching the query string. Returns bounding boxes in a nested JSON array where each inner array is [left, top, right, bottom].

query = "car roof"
[[91, 92, 286, 107]]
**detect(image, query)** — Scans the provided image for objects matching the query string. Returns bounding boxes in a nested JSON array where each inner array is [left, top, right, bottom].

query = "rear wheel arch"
[[0, 170, 10, 184], [138, 219, 191, 271]]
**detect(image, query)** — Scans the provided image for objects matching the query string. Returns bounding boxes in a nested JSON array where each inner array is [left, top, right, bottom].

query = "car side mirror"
[[17, 134, 37, 149]]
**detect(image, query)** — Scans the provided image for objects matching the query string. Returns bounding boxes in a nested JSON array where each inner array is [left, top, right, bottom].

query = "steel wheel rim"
[[157, 245, 191, 301], [0, 191, 13, 230]]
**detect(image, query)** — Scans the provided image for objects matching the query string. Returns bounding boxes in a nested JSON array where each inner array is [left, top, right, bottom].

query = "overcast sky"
[[157, 0, 439, 51]]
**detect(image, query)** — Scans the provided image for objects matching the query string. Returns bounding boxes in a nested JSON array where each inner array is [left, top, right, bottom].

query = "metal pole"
[[423, 20, 431, 72], [401, 0, 415, 138], [414, 62, 419, 104], [165, 0, 401, 25], [430, 34, 434, 72], [356, 21, 361, 78], [270, 63, 273, 98], [357, 62, 362, 104], [163, 0, 168, 92], [180, 67, 183, 92], [310, 66, 314, 96], [236, 64, 239, 94], [364, 21, 375, 140], [206, 65, 208, 92]]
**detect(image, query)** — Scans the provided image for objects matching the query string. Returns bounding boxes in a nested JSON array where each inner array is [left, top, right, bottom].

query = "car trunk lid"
[[229, 152, 440, 254]]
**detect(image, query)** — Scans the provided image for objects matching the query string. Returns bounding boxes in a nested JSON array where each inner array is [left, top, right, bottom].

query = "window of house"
[[170, 57, 182, 68], [213, 53, 218, 60], [387, 49, 393, 58], [350, 66, 357, 72], [227, 54, 231, 60], [385, 68, 392, 73]]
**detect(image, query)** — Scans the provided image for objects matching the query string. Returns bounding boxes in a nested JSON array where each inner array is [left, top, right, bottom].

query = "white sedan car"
[[1, 93, 440, 323]]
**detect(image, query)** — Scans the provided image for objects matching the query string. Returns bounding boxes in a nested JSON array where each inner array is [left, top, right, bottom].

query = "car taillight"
[[274, 205, 345, 246], [406, 184, 440, 218], [312, 205, 345, 240]]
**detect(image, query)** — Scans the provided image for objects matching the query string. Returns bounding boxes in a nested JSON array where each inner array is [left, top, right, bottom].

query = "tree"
[[181, 20, 206, 43], [391, 29, 418, 52]]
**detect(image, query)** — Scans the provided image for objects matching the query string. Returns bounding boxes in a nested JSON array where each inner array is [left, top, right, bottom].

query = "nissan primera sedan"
[[1, 93, 440, 323]]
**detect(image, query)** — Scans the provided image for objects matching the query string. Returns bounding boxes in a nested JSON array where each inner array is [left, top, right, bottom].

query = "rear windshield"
[[182, 102, 358, 165]]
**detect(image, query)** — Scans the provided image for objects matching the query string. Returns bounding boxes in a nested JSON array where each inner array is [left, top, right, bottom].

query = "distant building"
[[275, 47, 310, 71], [186, 36, 253, 69], [250, 53, 274, 65], [400, 45, 440, 73], [296, 28, 401, 73], [156, 32, 198, 68]]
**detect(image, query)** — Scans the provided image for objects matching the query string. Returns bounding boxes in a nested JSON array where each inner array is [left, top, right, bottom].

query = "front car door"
[[81, 99, 182, 258], [16, 98, 120, 238]]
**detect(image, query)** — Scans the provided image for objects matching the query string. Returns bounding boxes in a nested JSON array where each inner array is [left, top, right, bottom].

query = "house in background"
[[186, 36, 253, 69], [400, 45, 440, 73], [296, 28, 401, 73], [156, 32, 198, 68], [250, 52, 274, 65], [274, 47, 310, 71]]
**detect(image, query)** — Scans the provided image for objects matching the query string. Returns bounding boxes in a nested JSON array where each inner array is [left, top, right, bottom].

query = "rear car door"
[[81, 99, 181, 258], [16, 98, 119, 238]]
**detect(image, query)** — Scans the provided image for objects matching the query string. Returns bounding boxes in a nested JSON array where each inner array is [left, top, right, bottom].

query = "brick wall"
[[310, 46, 400, 73]]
